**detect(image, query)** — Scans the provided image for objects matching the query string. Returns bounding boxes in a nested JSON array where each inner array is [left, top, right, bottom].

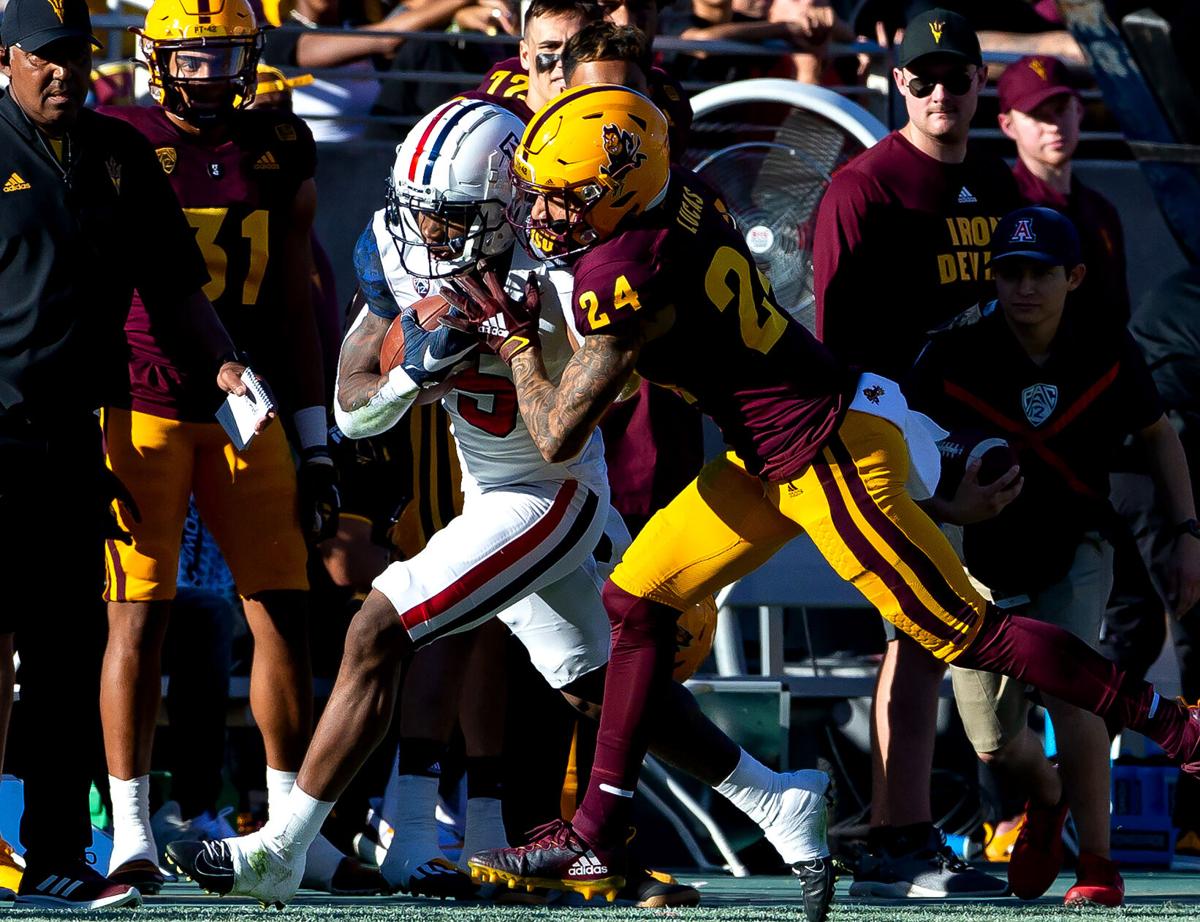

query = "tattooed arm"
[[333, 302, 420, 438], [509, 331, 641, 463]]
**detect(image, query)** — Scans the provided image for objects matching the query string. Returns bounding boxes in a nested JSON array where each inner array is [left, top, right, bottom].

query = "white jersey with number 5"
[[372, 209, 605, 494]]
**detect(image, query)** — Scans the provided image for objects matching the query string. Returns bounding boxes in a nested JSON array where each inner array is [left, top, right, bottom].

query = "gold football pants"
[[610, 410, 986, 661]]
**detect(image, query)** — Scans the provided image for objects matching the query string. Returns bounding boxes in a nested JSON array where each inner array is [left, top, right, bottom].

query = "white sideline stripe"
[[598, 783, 634, 798]]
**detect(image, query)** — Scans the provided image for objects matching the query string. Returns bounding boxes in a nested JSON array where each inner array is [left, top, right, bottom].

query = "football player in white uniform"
[[167, 99, 832, 914]]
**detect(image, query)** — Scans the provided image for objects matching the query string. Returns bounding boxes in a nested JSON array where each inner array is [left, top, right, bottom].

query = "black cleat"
[[166, 840, 236, 896], [792, 856, 836, 922]]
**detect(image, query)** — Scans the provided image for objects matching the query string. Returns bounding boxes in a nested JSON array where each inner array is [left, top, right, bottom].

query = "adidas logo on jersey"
[[254, 152, 281, 170], [957, 186, 977, 204], [568, 853, 608, 876], [3, 172, 31, 192]]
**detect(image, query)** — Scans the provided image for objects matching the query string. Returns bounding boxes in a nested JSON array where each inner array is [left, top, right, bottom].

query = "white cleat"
[[167, 833, 304, 906]]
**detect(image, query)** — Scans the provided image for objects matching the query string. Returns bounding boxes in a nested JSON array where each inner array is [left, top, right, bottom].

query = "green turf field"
[[7, 871, 1199, 921]]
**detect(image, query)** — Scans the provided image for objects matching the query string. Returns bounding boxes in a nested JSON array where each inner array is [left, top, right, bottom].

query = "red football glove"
[[441, 269, 541, 365]]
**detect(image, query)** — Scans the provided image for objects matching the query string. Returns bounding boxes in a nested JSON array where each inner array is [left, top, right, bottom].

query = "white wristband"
[[292, 405, 328, 451]]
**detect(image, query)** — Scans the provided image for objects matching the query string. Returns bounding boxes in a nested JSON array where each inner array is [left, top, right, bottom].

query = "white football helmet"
[[386, 99, 524, 279]]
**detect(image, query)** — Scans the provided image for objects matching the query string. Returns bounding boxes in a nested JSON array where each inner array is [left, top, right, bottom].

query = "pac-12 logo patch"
[[1022, 383, 1057, 427], [156, 147, 177, 175], [600, 124, 646, 186], [1010, 218, 1037, 243]]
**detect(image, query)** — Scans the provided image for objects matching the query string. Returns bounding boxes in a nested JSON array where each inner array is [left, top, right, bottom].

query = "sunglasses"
[[906, 69, 974, 98], [534, 52, 561, 74]]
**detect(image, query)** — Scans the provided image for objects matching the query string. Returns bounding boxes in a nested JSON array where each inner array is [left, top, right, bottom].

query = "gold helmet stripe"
[[523, 84, 612, 155]]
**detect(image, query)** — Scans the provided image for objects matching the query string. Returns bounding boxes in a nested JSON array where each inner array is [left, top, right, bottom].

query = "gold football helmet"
[[135, 0, 264, 120], [509, 84, 670, 258]]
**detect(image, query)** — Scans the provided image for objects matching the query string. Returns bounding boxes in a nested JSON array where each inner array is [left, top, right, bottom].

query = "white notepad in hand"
[[215, 369, 274, 451]]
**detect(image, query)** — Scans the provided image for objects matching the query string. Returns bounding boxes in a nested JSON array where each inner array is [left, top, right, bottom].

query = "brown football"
[[379, 293, 455, 373]]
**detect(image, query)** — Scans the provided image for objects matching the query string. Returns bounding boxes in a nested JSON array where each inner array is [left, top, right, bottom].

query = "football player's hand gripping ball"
[[399, 307, 478, 387], [442, 268, 541, 364]]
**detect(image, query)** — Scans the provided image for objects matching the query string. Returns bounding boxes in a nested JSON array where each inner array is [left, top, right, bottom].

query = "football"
[[379, 293, 455, 373], [935, 429, 1019, 499]]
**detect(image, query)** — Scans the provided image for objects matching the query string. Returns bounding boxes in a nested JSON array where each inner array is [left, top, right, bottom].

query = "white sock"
[[459, 797, 507, 870], [260, 785, 334, 866], [266, 766, 299, 821], [264, 765, 349, 886], [107, 774, 157, 872], [714, 750, 828, 863], [379, 774, 442, 888]]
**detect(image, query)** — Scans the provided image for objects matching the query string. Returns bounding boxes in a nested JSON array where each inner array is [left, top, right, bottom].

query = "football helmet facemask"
[[386, 100, 524, 279], [508, 85, 670, 260], [135, 0, 264, 123]]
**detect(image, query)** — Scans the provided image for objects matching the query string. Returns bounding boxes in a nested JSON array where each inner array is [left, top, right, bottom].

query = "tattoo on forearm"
[[510, 334, 637, 460], [337, 310, 391, 412]]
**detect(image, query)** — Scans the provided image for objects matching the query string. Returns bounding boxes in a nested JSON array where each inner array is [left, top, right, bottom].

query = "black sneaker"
[[17, 860, 142, 910], [467, 819, 625, 902], [848, 829, 1008, 899], [792, 856, 836, 921]]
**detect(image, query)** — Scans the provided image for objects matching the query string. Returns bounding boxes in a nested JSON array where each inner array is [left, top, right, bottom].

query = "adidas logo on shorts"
[[568, 853, 608, 876]]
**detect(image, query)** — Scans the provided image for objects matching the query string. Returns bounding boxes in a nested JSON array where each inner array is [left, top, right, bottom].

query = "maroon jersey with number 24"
[[569, 167, 853, 483]]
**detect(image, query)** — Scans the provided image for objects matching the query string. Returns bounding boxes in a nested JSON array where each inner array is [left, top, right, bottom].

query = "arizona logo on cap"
[[47, 0, 66, 23], [929, 19, 944, 43], [1009, 218, 1037, 243], [1029, 58, 1048, 80]]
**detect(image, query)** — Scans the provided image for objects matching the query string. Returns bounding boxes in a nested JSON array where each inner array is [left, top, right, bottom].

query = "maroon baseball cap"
[[997, 55, 1077, 113]]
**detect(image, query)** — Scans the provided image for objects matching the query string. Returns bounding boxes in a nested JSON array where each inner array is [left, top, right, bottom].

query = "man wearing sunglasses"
[[812, 6, 1020, 900]]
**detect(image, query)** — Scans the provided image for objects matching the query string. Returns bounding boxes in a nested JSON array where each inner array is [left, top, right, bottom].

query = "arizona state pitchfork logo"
[[929, 19, 944, 43], [1029, 58, 1048, 80], [47, 0, 66, 23]]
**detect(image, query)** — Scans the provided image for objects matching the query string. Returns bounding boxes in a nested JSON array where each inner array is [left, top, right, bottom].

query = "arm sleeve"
[[332, 303, 419, 439], [353, 224, 401, 320]]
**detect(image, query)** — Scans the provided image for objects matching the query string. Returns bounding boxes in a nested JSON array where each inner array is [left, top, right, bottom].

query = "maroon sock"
[[571, 583, 677, 847], [959, 608, 1193, 755]]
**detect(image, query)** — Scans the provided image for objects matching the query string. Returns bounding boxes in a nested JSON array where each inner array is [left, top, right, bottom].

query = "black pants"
[[2, 420, 108, 869]]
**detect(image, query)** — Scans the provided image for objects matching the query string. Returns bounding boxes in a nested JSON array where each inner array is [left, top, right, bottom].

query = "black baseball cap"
[[1, 0, 101, 54], [898, 7, 981, 69], [992, 206, 1082, 268]]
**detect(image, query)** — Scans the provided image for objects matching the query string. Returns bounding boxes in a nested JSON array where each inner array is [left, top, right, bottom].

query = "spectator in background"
[[1110, 267, 1200, 866], [812, 7, 1017, 899], [997, 54, 1129, 324], [911, 207, 1200, 908], [368, 0, 520, 138], [265, 0, 484, 141], [854, 1, 1084, 67], [664, 0, 847, 85]]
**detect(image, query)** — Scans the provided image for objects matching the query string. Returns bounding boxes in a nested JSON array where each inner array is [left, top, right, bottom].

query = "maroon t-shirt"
[[1012, 159, 1129, 326], [572, 167, 852, 483], [813, 131, 1021, 380], [98, 105, 316, 420], [468, 57, 692, 159]]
